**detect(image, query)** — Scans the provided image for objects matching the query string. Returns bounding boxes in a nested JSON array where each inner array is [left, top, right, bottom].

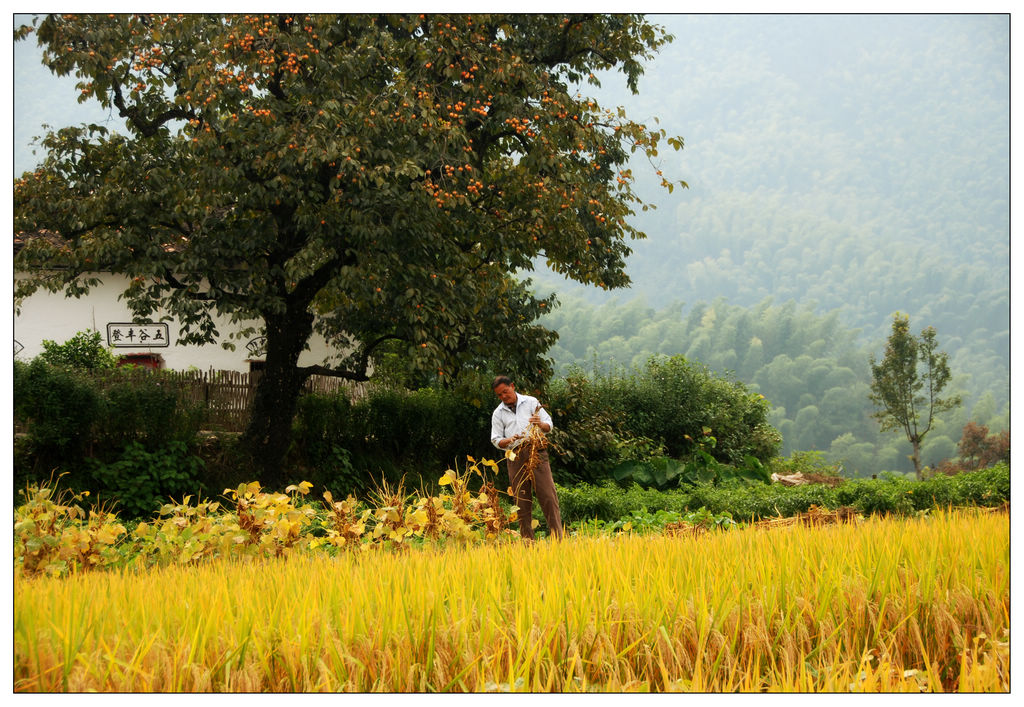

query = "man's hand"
[[528, 413, 550, 433]]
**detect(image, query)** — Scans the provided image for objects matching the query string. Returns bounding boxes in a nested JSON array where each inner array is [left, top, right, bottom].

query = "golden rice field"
[[14, 508, 1008, 693]]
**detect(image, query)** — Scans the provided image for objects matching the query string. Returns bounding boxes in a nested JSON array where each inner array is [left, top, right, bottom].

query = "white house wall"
[[14, 273, 336, 372]]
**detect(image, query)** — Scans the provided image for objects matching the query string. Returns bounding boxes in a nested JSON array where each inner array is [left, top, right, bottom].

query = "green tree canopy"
[[14, 13, 684, 481], [869, 313, 961, 479]]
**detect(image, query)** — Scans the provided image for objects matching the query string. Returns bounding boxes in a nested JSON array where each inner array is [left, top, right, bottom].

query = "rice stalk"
[[14, 509, 1008, 692]]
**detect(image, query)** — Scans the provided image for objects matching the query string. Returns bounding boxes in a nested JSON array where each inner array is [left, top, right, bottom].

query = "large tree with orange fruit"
[[14, 13, 684, 480]]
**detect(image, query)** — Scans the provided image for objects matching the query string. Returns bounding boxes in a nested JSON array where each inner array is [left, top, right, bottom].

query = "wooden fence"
[[176, 368, 368, 433]]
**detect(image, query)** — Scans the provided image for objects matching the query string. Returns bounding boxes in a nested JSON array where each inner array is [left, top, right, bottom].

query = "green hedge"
[[14, 360, 207, 517], [97, 373, 204, 448], [32, 355, 990, 525], [14, 361, 497, 510], [14, 359, 101, 467], [14, 360, 203, 457], [290, 387, 495, 496], [557, 463, 1009, 525], [545, 356, 782, 483]]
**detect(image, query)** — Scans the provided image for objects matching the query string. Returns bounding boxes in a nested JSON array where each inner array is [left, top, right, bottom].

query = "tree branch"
[[108, 72, 198, 138], [301, 333, 405, 382]]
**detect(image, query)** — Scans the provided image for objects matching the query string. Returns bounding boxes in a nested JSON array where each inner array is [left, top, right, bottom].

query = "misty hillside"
[[528, 14, 1009, 416]]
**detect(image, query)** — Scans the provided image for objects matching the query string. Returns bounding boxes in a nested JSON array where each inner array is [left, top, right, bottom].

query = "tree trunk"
[[240, 308, 315, 488], [911, 436, 923, 480]]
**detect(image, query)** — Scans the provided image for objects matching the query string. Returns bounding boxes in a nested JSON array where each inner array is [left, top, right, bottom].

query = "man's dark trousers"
[[506, 444, 563, 540]]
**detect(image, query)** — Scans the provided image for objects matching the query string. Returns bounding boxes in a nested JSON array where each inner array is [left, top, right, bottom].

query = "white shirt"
[[490, 393, 553, 450]]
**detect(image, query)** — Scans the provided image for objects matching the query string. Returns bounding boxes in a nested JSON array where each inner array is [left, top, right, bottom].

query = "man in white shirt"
[[490, 375, 563, 540]]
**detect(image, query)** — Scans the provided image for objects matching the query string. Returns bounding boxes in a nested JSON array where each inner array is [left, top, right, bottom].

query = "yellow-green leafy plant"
[[438, 456, 520, 541], [438, 465, 476, 528], [15, 479, 126, 577], [410, 492, 447, 542], [314, 490, 371, 551], [467, 455, 518, 539], [15, 482, 82, 576], [57, 509, 127, 573], [131, 496, 232, 566], [476, 480, 515, 539], [367, 477, 419, 546], [221, 480, 317, 558]]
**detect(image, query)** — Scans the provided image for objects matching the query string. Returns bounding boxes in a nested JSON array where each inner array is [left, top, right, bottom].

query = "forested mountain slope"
[[541, 294, 1008, 477], [526, 15, 1009, 467]]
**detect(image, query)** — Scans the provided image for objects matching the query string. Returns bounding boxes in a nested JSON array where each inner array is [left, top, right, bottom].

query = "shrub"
[[37, 329, 119, 370], [291, 394, 363, 494], [86, 441, 207, 519], [14, 362, 207, 494], [546, 356, 781, 484], [556, 464, 1009, 525], [956, 422, 1009, 470], [837, 478, 916, 517], [576, 506, 739, 535], [769, 450, 844, 477], [14, 358, 101, 467], [545, 372, 628, 482], [557, 481, 690, 525], [97, 370, 205, 449], [291, 387, 494, 495], [683, 482, 842, 521], [918, 463, 1009, 508]]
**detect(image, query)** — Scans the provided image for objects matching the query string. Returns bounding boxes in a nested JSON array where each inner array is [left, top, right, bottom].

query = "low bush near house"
[[86, 441, 207, 519], [14, 359, 102, 467], [37, 329, 119, 370]]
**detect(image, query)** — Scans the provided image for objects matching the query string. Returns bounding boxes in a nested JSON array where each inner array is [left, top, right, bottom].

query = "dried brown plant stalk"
[[755, 505, 858, 530], [514, 403, 549, 484]]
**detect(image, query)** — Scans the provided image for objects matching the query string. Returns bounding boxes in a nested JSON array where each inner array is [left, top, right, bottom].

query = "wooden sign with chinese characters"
[[106, 323, 170, 348]]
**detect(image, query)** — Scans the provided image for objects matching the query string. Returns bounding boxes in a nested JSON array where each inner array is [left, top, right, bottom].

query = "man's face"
[[494, 382, 517, 406]]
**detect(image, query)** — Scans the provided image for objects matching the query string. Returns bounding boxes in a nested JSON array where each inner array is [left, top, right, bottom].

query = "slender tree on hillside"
[[14, 14, 684, 482], [868, 313, 961, 479]]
